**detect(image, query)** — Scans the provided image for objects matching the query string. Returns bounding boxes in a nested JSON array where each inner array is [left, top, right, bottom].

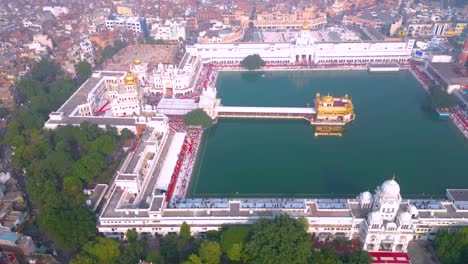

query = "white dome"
[[380, 179, 400, 197], [361, 191, 372, 201]]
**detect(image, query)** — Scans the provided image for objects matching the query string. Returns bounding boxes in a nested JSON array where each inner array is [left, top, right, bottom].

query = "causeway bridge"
[[215, 106, 316, 121]]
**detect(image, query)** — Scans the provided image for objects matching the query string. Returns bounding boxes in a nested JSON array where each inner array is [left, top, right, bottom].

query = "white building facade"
[[98, 170, 468, 253], [187, 30, 415, 65]]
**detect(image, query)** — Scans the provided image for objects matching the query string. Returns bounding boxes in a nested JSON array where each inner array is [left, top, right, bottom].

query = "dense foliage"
[[426, 85, 456, 109], [434, 228, 468, 264], [184, 108, 213, 128], [241, 54, 266, 70], [245, 215, 311, 264], [75, 61, 93, 86], [1, 58, 133, 252]]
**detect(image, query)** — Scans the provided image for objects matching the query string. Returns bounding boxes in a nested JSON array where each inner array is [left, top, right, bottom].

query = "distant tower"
[[459, 38, 468, 66]]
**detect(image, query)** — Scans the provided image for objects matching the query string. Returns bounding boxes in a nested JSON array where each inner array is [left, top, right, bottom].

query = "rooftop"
[[429, 63, 468, 85], [447, 189, 468, 202]]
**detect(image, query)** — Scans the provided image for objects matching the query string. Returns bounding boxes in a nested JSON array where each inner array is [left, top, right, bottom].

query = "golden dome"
[[124, 72, 137, 86], [323, 96, 334, 103], [134, 58, 141, 65], [301, 24, 310, 31]]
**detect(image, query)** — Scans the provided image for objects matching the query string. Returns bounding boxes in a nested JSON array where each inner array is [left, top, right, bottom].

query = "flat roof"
[[217, 106, 316, 114], [155, 132, 186, 190], [447, 189, 468, 202], [429, 63, 468, 85]]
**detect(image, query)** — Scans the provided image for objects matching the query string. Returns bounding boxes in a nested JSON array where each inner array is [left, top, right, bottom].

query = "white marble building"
[[96, 124, 468, 252], [187, 27, 415, 65]]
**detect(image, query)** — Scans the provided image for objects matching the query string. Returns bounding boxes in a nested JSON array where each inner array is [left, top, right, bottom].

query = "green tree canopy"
[[82, 237, 121, 264], [245, 215, 311, 264], [31, 57, 62, 84], [160, 233, 180, 264], [220, 226, 250, 261], [241, 54, 266, 70], [39, 206, 96, 251], [0, 107, 9, 118], [75, 61, 92, 86], [426, 85, 456, 109], [180, 222, 191, 241], [309, 247, 342, 264], [183, 254, 202, 264], [184, 109, 213, 128], [146, 249, 165, 264], [341, 249, 372, 264], [199, 241, 222, 264], [434, 228, 468, 264]]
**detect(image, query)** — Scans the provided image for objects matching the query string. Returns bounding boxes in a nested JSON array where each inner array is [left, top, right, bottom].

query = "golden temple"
[[314, 93, 355, 124]]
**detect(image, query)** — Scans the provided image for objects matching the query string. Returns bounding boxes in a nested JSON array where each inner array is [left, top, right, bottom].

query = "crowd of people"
[[411, 65, 435, 89], [165, 128, 203, 203], [451, 105, 468, 137], [168, 118, 186, 132]]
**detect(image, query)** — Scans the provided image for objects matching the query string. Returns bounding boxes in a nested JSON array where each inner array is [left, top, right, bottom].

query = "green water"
[[189, 70, 468, 198]]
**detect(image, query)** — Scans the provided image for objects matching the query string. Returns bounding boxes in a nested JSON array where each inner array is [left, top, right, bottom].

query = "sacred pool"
[[188, 70, 468, 198]]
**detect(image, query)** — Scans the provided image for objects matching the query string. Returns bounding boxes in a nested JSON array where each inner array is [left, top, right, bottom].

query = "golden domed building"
[[314, 93, 355, 124], [124, 72, 138, 86], [104, 71, 142, 117], [130, 58, 148, 84]]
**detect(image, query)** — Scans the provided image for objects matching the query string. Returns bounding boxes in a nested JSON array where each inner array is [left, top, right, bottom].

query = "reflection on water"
[[314, 125, 344, 138]]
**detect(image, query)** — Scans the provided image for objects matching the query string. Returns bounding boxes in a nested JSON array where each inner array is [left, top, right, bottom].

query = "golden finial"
[[392, 174, 396, 181]]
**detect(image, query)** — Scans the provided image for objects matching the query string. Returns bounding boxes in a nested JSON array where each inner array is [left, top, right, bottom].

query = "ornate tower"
[[371, 177, 402, 221]]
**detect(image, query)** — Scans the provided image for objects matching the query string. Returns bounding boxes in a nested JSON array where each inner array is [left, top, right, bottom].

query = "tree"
[[31, 57, 62, 84], [309, 247, 342, 264], [126, 229, 138, 242], [82, 237, 121, 264], [39, 206, 96, 251], [245, 215, 311, 264], [75, 61, 92, 86], [17, 79, 45, 102], [426, 85, 456, 109], [183, 254, 202, 264], [160, 233, 180, 263], [120, 128, 135, 141], [146, 36, 156, 44], [70, 255, 97, 264], [180, 222, 191, 241], [0, 107, 9, 118], [184, 109, 213, 128], [434, 228, 468, 264], [147, 249, 165, 264], [48, 79, 76, 110], [220, 226, 249, 261], [341, 249, 372, 264], [198, 241, 222, 264], [241, 54, 266, 70], [227, 243, 242, 262]]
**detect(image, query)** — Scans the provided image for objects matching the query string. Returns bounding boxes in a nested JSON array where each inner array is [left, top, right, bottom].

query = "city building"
[[151, 52, 202, 95], [187, 38, 415, 65], [96, 143, 468, 253], [314, 93, 355, 123], [116, 3, 134, 17], [253, 7, 327, 31], [151, 20, 186, 42], [105, 15, 148, 37]]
